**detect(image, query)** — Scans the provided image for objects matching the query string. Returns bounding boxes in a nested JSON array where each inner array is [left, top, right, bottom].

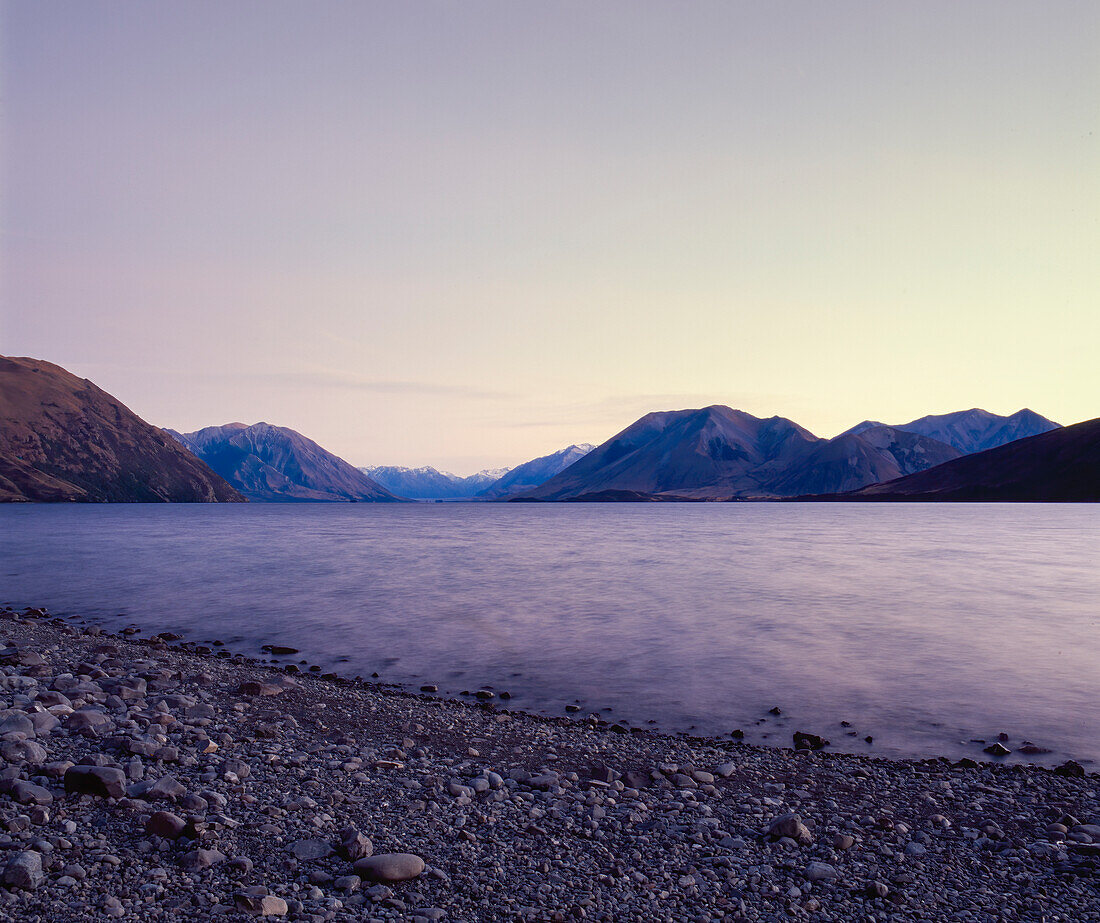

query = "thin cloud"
[[73, 363, 516, 401], [257, 369, 513, 400]]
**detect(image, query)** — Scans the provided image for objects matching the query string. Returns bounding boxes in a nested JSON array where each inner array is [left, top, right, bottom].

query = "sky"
[[2, 2, 1097, 474]]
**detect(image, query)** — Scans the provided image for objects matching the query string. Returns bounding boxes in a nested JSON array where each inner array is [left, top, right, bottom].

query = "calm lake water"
[[1, 503, 1097, 765]]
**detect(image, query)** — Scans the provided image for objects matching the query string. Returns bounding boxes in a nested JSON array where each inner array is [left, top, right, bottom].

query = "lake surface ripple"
[[2, 503, 1096, 765]]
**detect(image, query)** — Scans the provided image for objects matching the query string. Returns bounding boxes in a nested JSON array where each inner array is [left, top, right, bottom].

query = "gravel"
[[0, 604, 1097, 921]]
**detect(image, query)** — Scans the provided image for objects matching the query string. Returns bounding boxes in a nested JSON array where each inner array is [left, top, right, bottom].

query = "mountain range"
[[0, 356, 242, 502], [364, 444, 596, 501], [837, 418, 1100, 502], [2, 355, 1091, 504], [361, 464, 512, 501], [476, 444, 595, 499], [841, 408, 1058, 454], [167, 423, 401, 502], [517, 406, 1063, 501]]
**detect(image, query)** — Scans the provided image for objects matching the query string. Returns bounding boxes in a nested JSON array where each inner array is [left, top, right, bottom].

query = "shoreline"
[[0, 605, 1097, 921], [43, 604, 1094, 772]]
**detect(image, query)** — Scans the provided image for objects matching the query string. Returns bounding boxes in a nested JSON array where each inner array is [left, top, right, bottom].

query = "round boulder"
[[353, 853, 425, 883]]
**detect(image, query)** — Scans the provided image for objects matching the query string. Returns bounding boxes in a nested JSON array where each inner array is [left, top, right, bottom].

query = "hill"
[[171, 423, 402, 502], [476, 444, 595, 499], [769, 426, 962, 497], [835, 418, 1100, 502], [0, 356, 243, 502], [517, 407, 966, 501], [517, 406, 819, 500], [842, 408, 1059, 454]]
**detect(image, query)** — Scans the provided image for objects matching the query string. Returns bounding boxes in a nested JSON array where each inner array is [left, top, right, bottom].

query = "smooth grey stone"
[[805, 861, 839, 881], [353, 853, 426, 883]]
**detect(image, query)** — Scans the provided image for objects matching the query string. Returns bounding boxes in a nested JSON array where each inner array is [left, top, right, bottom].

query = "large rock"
[[336, 826, 373, 861], [64, 764, 127, 799], [234, 893, 289, 916], [238, 681, 285, 697], [3, 851, 44, 890], [353, 853, 425, 883], [287, 839, 333, 861], [0, 739, 47, 765], [28, 711, 60, 735], [145, 774, 187, 801], [764, 812, 813, 845], [793, 731, 828, 751], [146, 811, 187, 840], [181, 848, 227, 871], [63, 709, 114, 736], [805, 861, 839, 881], [0, 712, 36, 738], [7, 780, 53, 805]]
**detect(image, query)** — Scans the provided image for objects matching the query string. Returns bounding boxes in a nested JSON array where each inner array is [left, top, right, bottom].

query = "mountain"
[[364, 445, 595, 501], [465, 467, 511, 492], [361, 465, 512, 500], [516, 407, 968, 501], [517, 406, 821, 500], [476, 444, 595, 499], [171, 422, 402, 502], [836, 418, 1100, 502], [0, 356, 243, 503], [769, 426, 962, 497], [842, 409, 1059, 454], [841, 420, 888, 437]]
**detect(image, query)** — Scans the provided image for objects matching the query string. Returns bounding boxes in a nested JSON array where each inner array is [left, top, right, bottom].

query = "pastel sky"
[[2, 2, 1097, 473]]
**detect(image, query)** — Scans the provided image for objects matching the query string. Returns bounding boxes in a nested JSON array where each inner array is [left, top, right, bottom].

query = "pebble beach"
[[0, 605, 1097, 922]]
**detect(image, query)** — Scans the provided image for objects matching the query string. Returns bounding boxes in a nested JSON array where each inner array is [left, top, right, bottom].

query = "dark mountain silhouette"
[[843, 408, 1059, 454], [170, 423, 402, 502], [477, 444, 595, 499], [831, 418, 1099, 502], [0, 356, 243, 503], [516, 407, 966, 501]]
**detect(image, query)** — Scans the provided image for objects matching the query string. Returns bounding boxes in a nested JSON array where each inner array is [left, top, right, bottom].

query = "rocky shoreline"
[[0, 605, 1097, 922]]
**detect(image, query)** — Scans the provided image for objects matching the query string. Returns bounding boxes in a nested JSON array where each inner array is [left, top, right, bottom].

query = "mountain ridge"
[[840, 408, 1058, 453], [0, 356, 244, 503], [476, 444, 596, 500], [171, 422, 403, 502], [361, 464, 512, 500], [826, 418, 1099, 502], [515, 406, 1021, 501]]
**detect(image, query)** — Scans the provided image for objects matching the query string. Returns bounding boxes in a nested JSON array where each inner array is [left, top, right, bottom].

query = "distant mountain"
[[171, 422, 402, 502], [466, 467, 511, 492], [477, 444, 595, 499], [836, 418, 1099, 502], [516, 407, 971, 501], [364, 445, 596, 501], [841, 420, 888, 437], [361, 464, 512, 500], [842, 409, 1059, 454], [0, 356, 243, 503], [769, 426, 962, 497], [517, 406, 820, 500]]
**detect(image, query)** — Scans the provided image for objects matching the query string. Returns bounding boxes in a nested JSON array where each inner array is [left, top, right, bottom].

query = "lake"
[[1, 503, 1097, 765]]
